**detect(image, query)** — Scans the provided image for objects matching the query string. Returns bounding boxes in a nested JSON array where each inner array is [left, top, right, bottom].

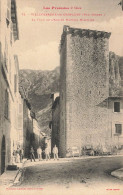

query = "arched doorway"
[[1, 135, 6, 174]]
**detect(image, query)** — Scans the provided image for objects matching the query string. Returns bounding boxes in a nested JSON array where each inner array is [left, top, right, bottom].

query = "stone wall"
[[0, 0, 19, 174], [0, 67, 11, 174], [59, 36, 67, 157]]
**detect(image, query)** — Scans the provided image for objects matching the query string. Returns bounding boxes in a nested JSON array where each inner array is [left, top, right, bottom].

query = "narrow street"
[[0, 1, 123, 195], [15, 156, 123, 194]]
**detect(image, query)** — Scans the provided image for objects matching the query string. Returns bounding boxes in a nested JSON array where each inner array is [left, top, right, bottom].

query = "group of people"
[[30, 145, 59, 162], [13, 146, 24, 163]]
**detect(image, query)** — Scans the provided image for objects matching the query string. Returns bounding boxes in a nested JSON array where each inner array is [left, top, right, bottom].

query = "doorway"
[[1, 135, 6, 174]]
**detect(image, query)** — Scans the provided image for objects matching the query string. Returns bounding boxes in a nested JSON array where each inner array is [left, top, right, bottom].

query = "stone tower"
[[59, 25, 111, 157]]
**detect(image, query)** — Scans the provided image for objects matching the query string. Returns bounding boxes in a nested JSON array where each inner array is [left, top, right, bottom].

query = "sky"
[[15, 0, 123, 70]]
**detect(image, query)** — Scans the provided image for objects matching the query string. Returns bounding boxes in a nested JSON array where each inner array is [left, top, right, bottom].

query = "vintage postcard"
[[0, 0, 123, 195]]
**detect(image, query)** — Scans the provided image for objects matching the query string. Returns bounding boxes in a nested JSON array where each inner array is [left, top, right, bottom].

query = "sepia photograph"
[[0, 0, 123, 194]]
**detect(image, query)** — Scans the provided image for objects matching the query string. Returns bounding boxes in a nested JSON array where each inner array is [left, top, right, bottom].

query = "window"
[[6, 0, 10, 27], [4, 90, 9, 119], [4, 52, 8, 70], [115, 124, 122, 134], [114, 102, 120, 112], [6, 9, 10, 26], [4, 38, 8, 70], [14, 74, 17, 93]]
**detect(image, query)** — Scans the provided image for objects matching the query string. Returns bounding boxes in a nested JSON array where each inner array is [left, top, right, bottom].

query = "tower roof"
[[60, 25, 111, 52]]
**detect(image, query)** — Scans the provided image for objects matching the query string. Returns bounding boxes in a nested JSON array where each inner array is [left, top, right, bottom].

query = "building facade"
[[17, 92, 24, 148], [0, 0, 19, 174], [59, 26, 123, 157], [17, 87, 41, 159]]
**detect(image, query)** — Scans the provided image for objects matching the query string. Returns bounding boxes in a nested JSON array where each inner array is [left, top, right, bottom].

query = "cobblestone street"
[[13, 156, 123, 195]]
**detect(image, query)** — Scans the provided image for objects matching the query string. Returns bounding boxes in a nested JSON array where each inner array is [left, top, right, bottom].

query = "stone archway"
[[1, 135, 6, 174]]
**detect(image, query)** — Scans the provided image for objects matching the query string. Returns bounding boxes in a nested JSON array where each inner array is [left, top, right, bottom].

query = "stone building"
[[17, 92, 24, 148], [18, 87, 41, 158], [0, 0, 19, 174], [59, 25, 123, 157], [50, 93, 60, 154]]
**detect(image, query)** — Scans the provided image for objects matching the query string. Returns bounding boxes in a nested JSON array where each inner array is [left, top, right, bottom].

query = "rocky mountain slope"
[[19, 67, 60, 136]]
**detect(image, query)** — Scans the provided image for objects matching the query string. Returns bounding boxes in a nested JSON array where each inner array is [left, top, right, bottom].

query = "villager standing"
[[37, 146, 42, 161], [53, 145, 58, 160], [30, 146, 35, 162], [20, 148, 24, 163], [12, 150, 16, 164], [45, 147, 50, 161], [16, 147, 20, 163]]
